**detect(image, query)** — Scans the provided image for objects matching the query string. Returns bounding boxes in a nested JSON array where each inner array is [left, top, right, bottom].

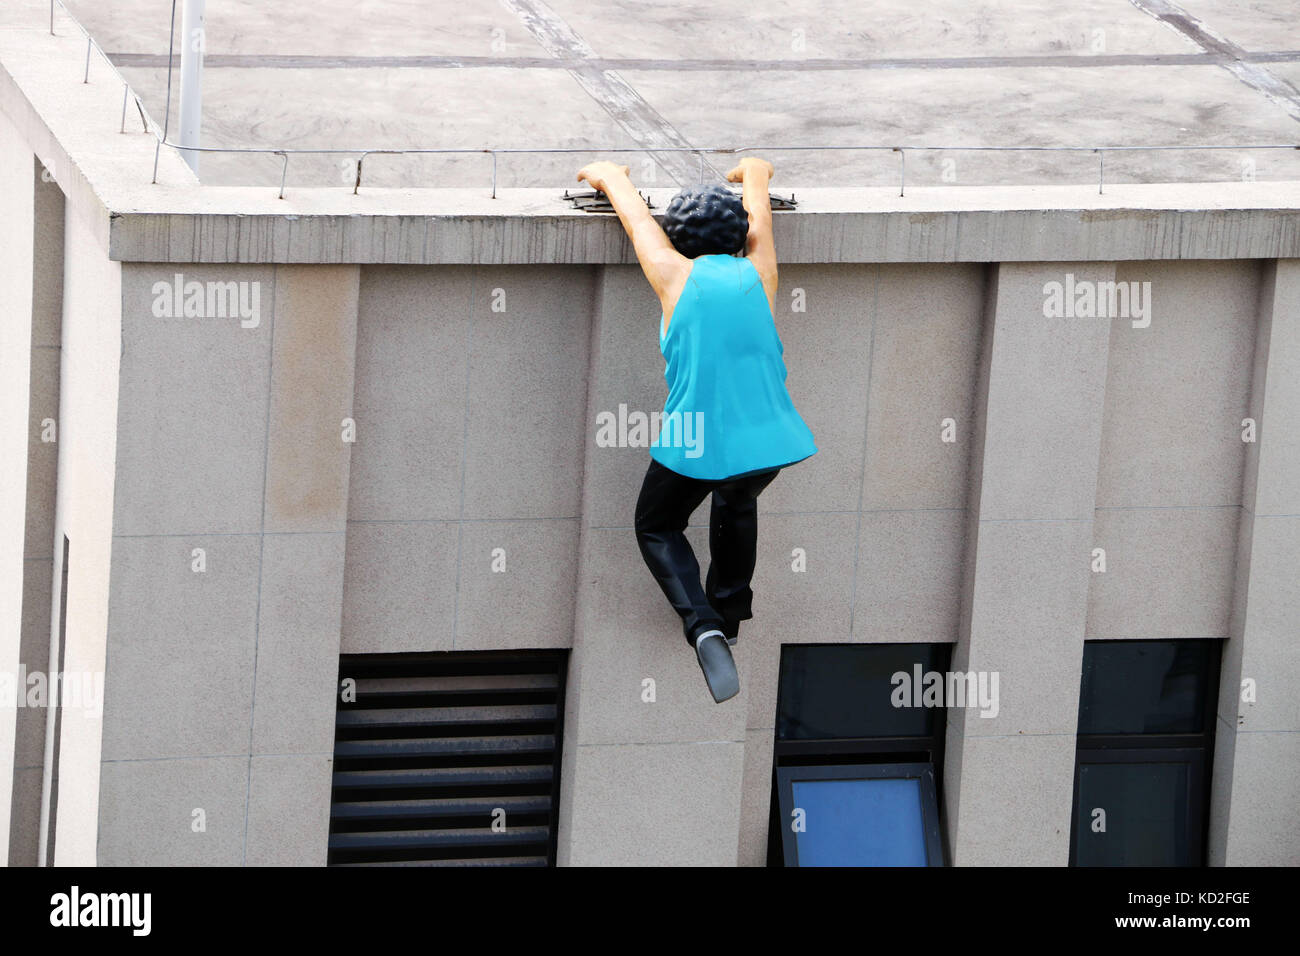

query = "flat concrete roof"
[[60, 0, 1300, 190], [2, 0, 1298, 263]]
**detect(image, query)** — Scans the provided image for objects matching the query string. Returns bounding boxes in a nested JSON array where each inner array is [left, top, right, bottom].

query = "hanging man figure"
[[576, 156, 818, 704]]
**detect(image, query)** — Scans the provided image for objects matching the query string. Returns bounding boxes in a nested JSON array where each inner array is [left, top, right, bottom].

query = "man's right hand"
[[726, 157, 774, 183], [576, 160, 632, 193]]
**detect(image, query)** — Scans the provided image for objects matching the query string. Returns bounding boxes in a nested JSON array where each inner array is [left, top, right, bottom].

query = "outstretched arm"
[[726, 157, 777, 315], [577, 161, 690, 309]]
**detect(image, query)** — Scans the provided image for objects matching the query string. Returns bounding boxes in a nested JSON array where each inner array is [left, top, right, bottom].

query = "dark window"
[[1070, 639, 1222, 867], [328, 649, 568, 867], [769, 643, 952, 867], [777, 642, 948, 740], [1078, 639, 1216, 735]]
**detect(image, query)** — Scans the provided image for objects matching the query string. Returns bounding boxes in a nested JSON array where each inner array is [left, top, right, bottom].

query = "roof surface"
[[58, 0, 1300, 191]]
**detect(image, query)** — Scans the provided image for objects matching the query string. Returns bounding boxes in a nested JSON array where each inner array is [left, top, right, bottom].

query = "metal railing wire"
[[47, 0, 1300, 201]]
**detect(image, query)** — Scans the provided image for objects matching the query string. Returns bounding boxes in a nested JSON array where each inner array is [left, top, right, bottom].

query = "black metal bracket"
[[560, 189, 797, 213], [561, 188, 654, 213]]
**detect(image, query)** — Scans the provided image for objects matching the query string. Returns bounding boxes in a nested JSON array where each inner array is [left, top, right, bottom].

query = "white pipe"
[[178, 0, 205, 176]]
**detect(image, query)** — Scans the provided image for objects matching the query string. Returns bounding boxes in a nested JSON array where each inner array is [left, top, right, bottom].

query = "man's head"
[[661, 184, 749, 258]]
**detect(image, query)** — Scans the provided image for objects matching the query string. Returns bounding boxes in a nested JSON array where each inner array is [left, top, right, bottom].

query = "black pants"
[[634, 458, 781, 646]]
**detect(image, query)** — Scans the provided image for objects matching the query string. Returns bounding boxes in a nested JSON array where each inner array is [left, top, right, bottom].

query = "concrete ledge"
[[0, 1, 196, 258], [3, 1, 1299, 265], [106, 183, 1300, 263]]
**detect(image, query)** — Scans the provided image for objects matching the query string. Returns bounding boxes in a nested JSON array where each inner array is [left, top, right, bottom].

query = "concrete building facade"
[[2, 4, 1298, 866]]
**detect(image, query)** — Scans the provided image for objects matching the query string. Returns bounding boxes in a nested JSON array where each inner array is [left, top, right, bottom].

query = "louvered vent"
[[328, 650, 569, 866]]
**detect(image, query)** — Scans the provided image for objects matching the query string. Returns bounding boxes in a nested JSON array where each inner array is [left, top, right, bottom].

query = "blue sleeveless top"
[[649, 254, 817, 480]]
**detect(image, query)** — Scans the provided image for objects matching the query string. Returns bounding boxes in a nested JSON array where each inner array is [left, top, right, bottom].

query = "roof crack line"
[[1129, 0, 1300, 123], [497, 0, 722, 186]]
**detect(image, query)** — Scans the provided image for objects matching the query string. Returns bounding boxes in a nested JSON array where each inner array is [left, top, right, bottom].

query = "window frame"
[[769, 643, 954, 867], [1069, 746, 1207, 866], [776, 761, 944, 867], [1068, 638, 1223, 867]]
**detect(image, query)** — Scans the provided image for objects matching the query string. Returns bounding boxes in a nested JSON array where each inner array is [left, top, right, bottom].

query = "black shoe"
[[694, 630, 740, 703]]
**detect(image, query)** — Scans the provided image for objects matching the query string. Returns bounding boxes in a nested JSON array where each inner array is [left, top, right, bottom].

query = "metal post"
[[276, 151, 288, 199], [178, 0, 205, 175], [133, 95, 150, 133], [154, 0, 178, 184]]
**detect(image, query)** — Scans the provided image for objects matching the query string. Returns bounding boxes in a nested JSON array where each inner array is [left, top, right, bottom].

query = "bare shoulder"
[[743, 247, 778, 314], [654, 247, 695, 323], [744, 247, 777, 282], [651, 246, 693, 288]]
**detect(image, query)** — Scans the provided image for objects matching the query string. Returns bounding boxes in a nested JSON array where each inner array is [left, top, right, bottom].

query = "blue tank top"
[[649, 253, 818, 480]]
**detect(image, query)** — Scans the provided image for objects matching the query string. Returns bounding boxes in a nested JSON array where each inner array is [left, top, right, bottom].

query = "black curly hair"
[[661, 183, 750, 259]]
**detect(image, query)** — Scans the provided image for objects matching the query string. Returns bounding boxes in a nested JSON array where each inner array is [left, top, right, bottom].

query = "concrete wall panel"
[[561, 740, 745, 867], [97, 756, 248, 866], [1087, 506, 1239, 639], [861, 263, 986, 512], [1095, 260, 1259, 510], [453, 517, 579, 651], [347, 266, 473, 523], [114, 264, 275, 536], [100, 534, 261, 762], [460, 265, 593, 521]]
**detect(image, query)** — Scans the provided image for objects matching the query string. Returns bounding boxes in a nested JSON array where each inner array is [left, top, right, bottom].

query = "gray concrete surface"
[[49, 0, 1300, 190]]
